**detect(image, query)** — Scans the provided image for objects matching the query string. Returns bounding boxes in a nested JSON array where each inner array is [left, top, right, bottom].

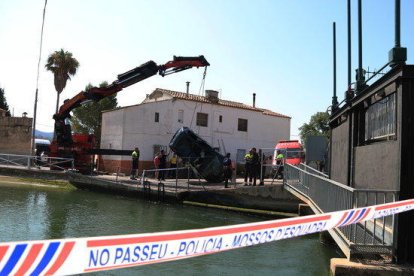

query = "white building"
[[99, 88, 290, 173]]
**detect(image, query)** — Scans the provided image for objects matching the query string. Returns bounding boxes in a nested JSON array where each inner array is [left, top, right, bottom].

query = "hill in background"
[[35, 130, 53, 141]]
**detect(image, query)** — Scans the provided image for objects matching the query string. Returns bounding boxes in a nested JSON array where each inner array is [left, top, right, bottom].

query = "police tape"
[[0, 199, 413, 275]]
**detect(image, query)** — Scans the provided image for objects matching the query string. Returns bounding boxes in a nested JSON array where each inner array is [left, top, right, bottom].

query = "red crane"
[[49, 55, 209, 172]]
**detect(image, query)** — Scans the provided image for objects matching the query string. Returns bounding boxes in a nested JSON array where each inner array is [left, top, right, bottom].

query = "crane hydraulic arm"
[[53, 55, 209, 145]]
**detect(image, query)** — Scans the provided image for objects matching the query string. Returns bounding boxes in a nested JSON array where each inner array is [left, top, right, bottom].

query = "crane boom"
[[50, 55, 209, 172]]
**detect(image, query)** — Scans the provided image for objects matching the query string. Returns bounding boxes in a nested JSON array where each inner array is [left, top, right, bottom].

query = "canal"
[[0, 182, 342, 275]]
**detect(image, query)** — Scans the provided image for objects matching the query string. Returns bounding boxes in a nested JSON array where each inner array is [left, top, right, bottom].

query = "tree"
[[0, 87, 11, 116], [71, 82, 118, 147], [45, 49, 80, 114], [299, 111, 330, 146]]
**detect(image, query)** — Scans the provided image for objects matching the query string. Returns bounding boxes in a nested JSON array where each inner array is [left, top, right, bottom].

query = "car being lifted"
[[169, 127, 224, 183]]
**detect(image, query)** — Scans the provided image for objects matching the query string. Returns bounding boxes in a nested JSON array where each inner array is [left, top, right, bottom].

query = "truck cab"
[[273, 140, 304, 166]]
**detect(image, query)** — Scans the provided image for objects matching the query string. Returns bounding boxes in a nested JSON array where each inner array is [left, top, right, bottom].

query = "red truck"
[[272, 140, 305, 166]]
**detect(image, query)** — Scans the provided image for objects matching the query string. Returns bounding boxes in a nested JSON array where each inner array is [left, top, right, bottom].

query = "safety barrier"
[[0, 199, 412, 275], [0, 153, 74, 171], [141, 166, 204, 194], [284, 163, 398, 258]]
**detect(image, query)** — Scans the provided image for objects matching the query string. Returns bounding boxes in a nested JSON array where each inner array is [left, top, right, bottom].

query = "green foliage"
[[71, 82, 118, 147], [0, 87, 11, 116], [45, 49, 80, 113], [299, 111, 330, 145]]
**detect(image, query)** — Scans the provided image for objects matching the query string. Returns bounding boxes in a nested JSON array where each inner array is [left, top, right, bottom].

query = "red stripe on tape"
[[375, 199, 414, 211], [347, 210, 361, 225], [88, 215, 331, 247], [14, 243, 43, 276], [0, 245, 8, 262], [45, 241, 75, 276], [334, 212, 348, 228], [357, 208, 371, 223]]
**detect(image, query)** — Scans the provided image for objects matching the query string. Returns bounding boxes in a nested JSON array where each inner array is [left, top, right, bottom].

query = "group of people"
[[243, 147, 261, 186], [221, 147, 264, 188], [130, 147, 178, 182], [130, 146, 285, 185]]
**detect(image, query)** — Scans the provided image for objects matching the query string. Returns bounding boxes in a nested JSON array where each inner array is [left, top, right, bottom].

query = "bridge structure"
[[283, 163, 398, 262]]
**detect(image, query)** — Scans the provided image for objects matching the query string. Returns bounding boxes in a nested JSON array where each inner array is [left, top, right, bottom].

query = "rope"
[[189, 67, 208, 129]]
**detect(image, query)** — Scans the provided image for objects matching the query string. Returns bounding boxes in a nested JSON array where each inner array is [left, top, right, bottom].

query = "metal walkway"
[[283, 163, 398, 261]]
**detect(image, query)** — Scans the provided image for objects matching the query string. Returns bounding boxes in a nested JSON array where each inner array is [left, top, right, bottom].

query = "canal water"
[[0, 183, 342, 275]]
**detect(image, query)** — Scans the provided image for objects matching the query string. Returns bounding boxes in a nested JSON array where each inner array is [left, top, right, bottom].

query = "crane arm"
[[53, 55, 209, 145]]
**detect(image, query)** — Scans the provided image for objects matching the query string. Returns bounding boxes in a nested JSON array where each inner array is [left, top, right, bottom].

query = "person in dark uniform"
[[223, 153, 233, 188], [250, 147, 260, 186], [244, 150, 252, 185], [158, 150, 167, 181], [130, 147, 140, 180]]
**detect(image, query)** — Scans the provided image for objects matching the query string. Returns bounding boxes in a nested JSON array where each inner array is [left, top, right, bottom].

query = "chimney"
[[253, 93, 256, 108], [186, 81, 190, 97], [205, 90, 219, 103]]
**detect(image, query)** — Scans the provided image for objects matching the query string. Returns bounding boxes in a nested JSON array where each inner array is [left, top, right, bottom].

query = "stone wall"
[[0, 117, 32, 154]]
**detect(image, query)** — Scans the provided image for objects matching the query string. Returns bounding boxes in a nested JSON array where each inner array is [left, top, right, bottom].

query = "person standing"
[[223, 153, 233, 188], [169, 154, 178, 179], [154, 153, 160, 180], [130, 147, 140, 180], [158, 150, 167, 181], [275, 150, 285, 179], [244, 150, 252, 185], [250, 147, 260, 186]]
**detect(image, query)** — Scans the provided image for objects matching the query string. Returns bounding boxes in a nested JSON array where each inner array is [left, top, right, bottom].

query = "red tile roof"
[[154, 88, 291, 119]]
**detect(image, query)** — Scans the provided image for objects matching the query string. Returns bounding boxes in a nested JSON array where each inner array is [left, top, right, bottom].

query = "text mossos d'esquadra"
[[88, 221, 327, 268]]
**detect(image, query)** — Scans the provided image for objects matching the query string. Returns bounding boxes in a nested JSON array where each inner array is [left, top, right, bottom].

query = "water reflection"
[[0, 184, 341, 275]]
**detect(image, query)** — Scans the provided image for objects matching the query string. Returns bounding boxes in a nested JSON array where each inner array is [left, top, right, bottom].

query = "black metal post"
[[389, 0, 407, 66], [356, 0, 365, 94], [347, 0, 352, 88], [332, 22, 338, 110], [395, 0, 401, 48]]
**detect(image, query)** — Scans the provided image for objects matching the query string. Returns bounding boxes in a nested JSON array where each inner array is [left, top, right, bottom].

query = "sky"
[[0, 0, 413, 139]]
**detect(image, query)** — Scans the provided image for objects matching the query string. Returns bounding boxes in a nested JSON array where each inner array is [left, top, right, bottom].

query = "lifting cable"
[[189, 67, 208, 129]]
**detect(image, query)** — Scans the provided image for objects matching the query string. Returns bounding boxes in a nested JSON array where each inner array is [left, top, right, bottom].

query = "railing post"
[[187, 166, 190, 191], [141, 170, 146, 186], [175, 167, 178, 194], [27, 156, 31, 169], [116, 167, 120, 183]]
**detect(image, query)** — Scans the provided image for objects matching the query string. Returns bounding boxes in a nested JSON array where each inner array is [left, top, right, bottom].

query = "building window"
[[219, 115, 223, 123], [155, 112, 159, 123], [365, 93, 396, 142], [178, 110, 184, 123], [196, 112, 208, 127], [238, 118, 248, 132]]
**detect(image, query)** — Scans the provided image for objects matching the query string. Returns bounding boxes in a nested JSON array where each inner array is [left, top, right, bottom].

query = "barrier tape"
[[1, 199, 413, 275]]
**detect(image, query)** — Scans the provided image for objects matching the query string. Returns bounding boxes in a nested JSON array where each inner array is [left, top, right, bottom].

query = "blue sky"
[[0, 0, 413, 139]]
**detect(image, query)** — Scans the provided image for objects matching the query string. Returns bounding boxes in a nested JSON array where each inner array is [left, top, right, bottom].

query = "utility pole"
[[31, 0, 48, 155]]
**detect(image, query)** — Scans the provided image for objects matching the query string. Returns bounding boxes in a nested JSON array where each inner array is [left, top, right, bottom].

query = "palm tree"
[[45, 49, 80, 113]]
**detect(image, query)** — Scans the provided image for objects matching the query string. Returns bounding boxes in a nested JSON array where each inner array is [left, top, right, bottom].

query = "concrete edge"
[[183, 200, 298, 217]]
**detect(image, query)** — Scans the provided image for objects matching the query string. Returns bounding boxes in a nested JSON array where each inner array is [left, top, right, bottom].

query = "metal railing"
[[0, 153, 74, 171], [298, 163, 329, 178], [284, 163, 398, 259], [140, 166, 196, 193]]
